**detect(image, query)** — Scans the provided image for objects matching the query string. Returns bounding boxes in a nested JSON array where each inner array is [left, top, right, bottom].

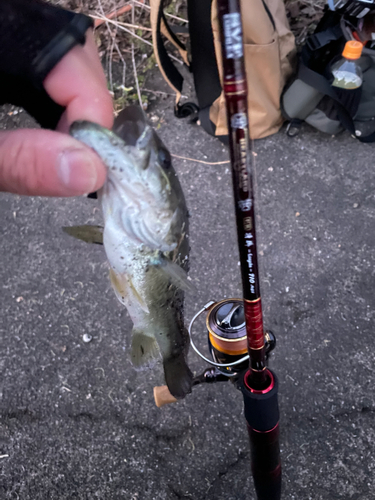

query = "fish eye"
[[158, 148, 172, 169]]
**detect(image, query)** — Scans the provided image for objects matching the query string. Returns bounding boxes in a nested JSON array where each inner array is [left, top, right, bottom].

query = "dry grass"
[[286, 0, 326, 44], [59, 1, 189, 111]]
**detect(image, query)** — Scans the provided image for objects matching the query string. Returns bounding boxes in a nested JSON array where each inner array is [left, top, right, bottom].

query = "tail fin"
[[163, 354, 193, 400]]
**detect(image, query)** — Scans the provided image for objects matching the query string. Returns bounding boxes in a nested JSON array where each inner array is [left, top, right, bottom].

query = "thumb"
[[0, 128, 107, 197]]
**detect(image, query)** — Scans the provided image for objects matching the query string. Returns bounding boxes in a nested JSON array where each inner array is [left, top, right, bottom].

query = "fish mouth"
[[113, 105, 148, 147], [113, 106, 168, 156], [70, 106, 154, 152], [69, 120, 137, 167], [70, 120, 105, 135], [69, 120, 121, 150], [70, 107, 161, 171]]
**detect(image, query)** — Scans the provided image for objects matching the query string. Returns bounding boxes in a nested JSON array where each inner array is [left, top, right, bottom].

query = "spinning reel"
[[154, 299, 276, 406]]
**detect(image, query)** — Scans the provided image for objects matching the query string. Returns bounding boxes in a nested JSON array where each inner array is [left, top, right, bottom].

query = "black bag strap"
[[150, 0, 222, 134], [187, 0, 222, 111]]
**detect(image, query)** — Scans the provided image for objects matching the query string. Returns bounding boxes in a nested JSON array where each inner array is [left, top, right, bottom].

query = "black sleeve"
[[0, 0, 94, 129]]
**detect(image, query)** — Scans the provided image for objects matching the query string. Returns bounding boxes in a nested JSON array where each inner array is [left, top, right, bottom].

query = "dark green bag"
[[282, 10, 375, 142]]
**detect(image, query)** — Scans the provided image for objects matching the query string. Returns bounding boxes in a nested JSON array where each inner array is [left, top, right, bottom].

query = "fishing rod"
[[154, 1, 281, 498], [215, 0, 281, 498]]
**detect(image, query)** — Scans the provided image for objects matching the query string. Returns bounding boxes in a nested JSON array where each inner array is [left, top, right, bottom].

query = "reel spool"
[[206, 299, 249, 373], [189, 299, 276, 376]]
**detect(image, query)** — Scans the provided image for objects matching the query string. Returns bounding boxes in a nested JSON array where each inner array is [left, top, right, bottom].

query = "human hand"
[[0, 30, 113, 197]]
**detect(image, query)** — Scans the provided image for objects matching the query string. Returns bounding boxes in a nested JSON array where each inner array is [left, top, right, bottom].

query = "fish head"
[[70, 107, 175, 207], [113, 106, 175, 207], [70, 107, 185, 251]]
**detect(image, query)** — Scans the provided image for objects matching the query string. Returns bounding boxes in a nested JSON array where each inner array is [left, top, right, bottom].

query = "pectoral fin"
[[154, 256, 195, 293], [131, 328, 160, 368], [63, 225, 103, 245]]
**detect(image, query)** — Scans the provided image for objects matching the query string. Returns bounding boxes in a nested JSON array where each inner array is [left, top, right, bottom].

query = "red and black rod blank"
[[216, 0, 281, 498]]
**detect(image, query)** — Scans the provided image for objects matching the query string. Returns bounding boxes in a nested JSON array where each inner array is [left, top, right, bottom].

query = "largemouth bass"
[[69, 106, 193, 399]]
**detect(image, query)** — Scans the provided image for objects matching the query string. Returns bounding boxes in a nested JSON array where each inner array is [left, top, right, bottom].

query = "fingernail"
[[57, 148, 99, 194]]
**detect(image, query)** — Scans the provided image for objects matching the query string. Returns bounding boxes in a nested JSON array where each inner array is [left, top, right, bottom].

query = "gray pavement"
[[1, 69, 375, 500]]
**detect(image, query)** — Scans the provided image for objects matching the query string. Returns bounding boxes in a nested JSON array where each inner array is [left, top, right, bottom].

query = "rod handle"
[[153, 385, 178, 407]]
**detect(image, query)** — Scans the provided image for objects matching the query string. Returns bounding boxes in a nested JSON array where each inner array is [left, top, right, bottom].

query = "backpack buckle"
[[286, 120, 302, 137], [306, 25, 343, 52], [306, 34, 322, 52]]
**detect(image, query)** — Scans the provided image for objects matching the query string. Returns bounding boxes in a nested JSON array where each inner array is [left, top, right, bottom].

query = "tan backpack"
[[150, 0, 296, 140]]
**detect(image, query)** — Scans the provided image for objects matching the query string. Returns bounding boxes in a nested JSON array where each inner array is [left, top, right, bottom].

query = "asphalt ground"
[[1, 68, 375, 500]]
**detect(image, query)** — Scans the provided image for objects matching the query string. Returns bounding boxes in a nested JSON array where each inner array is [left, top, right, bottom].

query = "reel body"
[[189, 299, 276, 381]]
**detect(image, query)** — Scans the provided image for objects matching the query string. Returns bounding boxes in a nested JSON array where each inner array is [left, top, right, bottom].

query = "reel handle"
[[153, 367, 233, 407], [153, 386, 178, 407]]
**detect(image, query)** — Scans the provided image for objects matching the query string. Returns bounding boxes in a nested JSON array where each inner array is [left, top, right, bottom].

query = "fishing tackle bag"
[[149, 0, 296, 140], [282, 9, 375, 142]]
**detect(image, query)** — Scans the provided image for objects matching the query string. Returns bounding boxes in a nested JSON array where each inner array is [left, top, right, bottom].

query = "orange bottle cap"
[[342, 40, 363, 59]]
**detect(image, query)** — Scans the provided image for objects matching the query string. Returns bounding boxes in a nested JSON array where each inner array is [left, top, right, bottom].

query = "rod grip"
[[240, 369, 279, 431]]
